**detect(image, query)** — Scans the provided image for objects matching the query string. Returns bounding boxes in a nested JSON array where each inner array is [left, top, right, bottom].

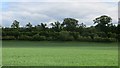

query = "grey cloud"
[[2, 2, 118, 27]]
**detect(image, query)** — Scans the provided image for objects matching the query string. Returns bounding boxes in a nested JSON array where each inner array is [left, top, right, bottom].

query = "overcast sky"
[[1, 0, 119, 27]]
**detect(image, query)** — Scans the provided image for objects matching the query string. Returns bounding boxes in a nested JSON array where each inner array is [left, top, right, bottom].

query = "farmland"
[[2, 41, 118, 66]]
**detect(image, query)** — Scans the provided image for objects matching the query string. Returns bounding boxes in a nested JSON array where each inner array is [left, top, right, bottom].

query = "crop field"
[[2, 41, 118, 66]]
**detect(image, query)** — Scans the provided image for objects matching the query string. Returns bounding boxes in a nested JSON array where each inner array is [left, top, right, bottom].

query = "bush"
[[107, 38, 116, 42], [59, 31, 74, 41], [70, 32, 79, 40], [94, 37, 116, 42], [18, 35, 32, 40], [77, 35, 92, 41], [50, 32, 59, 40], [117, 34, 120, 42], [97, 32, 107, 38], [2, 31, 19, 38], [46, 37, 53, 41], [39, 36, 46, 41], [20, 32, 37, 36], [107, 32, 117, 38], [32, 34, 46, 41], [0, 36, 2, 40], [2, 36, 16, 40], [67, 36, 74, 41]]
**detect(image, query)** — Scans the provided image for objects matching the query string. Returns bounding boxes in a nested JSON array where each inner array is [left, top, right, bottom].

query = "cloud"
[[2, 2, 118, 27]]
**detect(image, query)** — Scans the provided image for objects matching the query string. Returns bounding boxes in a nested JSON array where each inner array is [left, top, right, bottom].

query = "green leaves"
[[11, 20, 20, 29]]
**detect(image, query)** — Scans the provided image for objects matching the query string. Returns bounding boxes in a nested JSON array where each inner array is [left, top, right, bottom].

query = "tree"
[[63, 18, 78, 31], [117, 18, 120, 34], [35, 24, 41, 28], [107, 23, 116, 33], [77, 23, 86, 33], [41, 23, 47, 30], [35, 24, 41, 31], [79, 23, 86, 28], [51, 21, 63, 32], [26, 22, 32, 28], [2, 17, 118, 42], [93, 15, 112, 33], [117, 23, 120, 41], [11, 20, 20, 28]]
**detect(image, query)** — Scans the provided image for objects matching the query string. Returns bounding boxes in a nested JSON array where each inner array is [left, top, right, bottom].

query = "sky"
[[1, 0, 119, 2], [1, 0, 119, 27]]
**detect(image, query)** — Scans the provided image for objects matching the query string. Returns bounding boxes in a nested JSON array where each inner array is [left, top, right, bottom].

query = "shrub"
[[107, 32, 117, 38], [39, 36, 46, 41], [46, 37, 53, 41], [94, 36, 102, 42], [104, 38, 116, 42], [50, 32, 59, 40], [2, 36, 16, 40], [67, 36, 74, 41], [97, 32, 107, 38], [94, 37, 116, 42], [117, 34, 120, 42], [70, 32, 79, 40], [59, 31, 74, 41], [32, 34, 46, 41], [0, 36, 2, 40], [77, 35, 92, 41], [18, 35, 32, 40]]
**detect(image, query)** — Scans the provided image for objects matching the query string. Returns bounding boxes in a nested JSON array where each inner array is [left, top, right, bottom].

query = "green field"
[[2, 41, 118, 66]]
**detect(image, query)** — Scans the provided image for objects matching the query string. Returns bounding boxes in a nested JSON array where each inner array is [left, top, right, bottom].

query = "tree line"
[[1, 15, 120, 42]]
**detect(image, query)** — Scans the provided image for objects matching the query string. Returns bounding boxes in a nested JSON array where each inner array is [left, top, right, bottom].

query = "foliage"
[[11, 20, 20, 28], [18, 35, 32, 40], [77, 35, 92, 42], [94, 36, 116, 42], [2, 15, 119, 42], [93, 15, 112, 33], [63, 18, 78, 31], [58, 31, 74, 41], [51, 21, 63, 32], [26, 22, 32, 28], [32, 34, 46, 41], [2, 36, 16, 40]]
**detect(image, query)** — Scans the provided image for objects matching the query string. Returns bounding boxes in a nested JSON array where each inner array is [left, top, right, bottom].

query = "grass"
[[2, 41, 118, 66]]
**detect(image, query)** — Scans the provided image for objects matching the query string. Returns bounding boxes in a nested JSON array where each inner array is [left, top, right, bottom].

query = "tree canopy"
[[1, 15, 119, 42], [11, 20, 19, 28], [93, 15, 112, 33]]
